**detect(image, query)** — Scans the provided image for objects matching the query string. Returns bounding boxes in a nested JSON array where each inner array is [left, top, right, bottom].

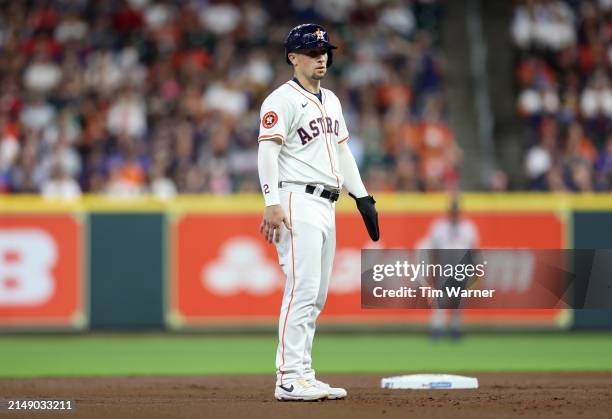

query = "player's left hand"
[[260, 205, 292, 243], [350, 193, 380, 241]]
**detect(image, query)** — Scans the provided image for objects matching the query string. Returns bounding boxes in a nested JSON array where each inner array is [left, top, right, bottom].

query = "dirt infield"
[[1, 373, 611, 419]]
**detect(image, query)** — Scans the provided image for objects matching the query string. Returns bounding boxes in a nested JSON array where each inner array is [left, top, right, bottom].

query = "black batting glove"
[[349, 193, 380, 242]]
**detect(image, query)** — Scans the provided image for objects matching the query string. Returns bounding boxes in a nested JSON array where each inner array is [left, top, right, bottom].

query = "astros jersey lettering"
[[258, 80, 349, 189]]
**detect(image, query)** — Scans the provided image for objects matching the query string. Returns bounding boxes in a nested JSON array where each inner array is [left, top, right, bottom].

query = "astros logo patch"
[[262, 111, 278, 129]]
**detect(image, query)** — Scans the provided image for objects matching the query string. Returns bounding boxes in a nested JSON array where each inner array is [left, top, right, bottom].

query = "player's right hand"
[[260, 205, 292, 243]]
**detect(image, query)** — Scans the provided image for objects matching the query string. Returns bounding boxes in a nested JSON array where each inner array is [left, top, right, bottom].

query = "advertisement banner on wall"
[[0, 215, 85, 328], [169, 212, 565, 328]]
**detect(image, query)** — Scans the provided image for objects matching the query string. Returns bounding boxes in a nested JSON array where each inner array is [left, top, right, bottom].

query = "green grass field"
[[1, 333, 611, 378]]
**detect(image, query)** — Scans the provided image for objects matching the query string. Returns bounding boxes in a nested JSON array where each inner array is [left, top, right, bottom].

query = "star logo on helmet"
[[314, 28, 325, 40]]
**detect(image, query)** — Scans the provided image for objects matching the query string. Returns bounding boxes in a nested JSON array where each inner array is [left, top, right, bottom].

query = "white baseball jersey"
[[258, 79, 348, 189], [428, 218, 479, 249], [427, 217, 479, 331]]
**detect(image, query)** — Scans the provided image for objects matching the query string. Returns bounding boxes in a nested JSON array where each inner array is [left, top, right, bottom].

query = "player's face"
[[292, 48, 328, 80]]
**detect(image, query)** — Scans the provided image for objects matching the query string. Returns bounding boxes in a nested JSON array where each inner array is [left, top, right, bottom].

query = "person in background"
[[41, 163, 81, 200], [420, 193, 480, 340]]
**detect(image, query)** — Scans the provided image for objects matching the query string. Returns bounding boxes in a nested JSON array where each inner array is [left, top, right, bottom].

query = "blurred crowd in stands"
[[513, 0, 612, 191], [0, 0, 453, 199]]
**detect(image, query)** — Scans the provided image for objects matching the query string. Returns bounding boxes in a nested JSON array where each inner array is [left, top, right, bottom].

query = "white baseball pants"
[[274, 185, 336, 385]]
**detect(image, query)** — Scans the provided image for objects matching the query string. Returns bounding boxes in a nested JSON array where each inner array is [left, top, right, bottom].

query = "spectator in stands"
[[546, 164, 569, 191], [564, 121, 597, 166], [23, 51, 62, 93], [525, 118, 558, 189], [516, 57, 559, 121], [150, 160, 177, 200], [563, 122, 597, 191], [9, 138, 38, 193], [107, 88, 147, 139], [41, 163, 81, 200], [418, 96, 462, 191], [489, 170, 510, 191], [394, 151, 421, 191], [36, 135, 81, 187], [0, 114, 20, 189], [580, 70, 612, 122], [569, 160, 594, 191], [105, 160, 145, 198], [595, 134, 612, 190]]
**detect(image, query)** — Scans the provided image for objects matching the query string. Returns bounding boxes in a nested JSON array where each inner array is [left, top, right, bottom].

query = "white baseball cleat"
[[274, 378, 329, 401], [307, 378, 347, 400]]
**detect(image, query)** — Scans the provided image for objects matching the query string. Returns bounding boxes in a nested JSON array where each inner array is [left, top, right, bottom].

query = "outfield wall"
[[1, 193, 611, 331]]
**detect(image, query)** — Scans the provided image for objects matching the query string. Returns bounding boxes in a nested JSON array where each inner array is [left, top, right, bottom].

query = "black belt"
[[305, 184, 340, 202]]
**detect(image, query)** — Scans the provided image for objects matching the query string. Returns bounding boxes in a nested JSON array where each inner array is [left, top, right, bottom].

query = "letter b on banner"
[[0, 230, 57, 306]]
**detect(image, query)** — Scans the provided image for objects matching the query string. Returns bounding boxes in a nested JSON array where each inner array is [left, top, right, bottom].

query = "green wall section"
[[89, 213, 165, 329], [573, 212, 612, 248], [572, 212, 612, 329]]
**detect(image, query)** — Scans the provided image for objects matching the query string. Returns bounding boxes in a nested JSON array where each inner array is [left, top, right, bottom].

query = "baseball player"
[[257, 24, 379, 401], [425, 194, 479, 339]]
